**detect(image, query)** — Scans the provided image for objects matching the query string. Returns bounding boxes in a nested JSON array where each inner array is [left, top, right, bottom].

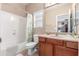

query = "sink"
[[39, 34, 78, 42], [48, 34, 78, 41]]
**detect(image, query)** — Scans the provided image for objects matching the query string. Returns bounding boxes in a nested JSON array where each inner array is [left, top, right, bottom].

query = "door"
[[39, 42, 53, 56], [39, 42, 46, 56], [45, 43, 53, 56]]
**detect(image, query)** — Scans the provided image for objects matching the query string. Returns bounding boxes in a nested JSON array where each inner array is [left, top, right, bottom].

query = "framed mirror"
[[56, 3, 78, 35], [56, 14, 72, 33]]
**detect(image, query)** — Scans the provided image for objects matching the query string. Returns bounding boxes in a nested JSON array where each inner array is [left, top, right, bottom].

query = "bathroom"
[[0, 3, 79, 56]]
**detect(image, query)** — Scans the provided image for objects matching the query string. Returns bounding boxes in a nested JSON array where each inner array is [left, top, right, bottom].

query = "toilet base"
[[27, 48, 37, 56]]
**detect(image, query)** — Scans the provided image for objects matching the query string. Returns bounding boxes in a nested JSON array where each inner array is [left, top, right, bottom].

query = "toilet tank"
[[33, 34, 38, 43]]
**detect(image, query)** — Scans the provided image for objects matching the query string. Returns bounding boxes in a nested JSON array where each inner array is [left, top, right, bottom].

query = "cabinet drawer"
[[46, 38, 64, 46], [39, 37, 46, 42], [66, 41, 78, 49]]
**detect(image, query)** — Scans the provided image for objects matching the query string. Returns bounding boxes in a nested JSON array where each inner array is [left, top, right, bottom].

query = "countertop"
[[38, 34, 79, 42]]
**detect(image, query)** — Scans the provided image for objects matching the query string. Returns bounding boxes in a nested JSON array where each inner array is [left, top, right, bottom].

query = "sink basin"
[[48, 34, 78, 41]]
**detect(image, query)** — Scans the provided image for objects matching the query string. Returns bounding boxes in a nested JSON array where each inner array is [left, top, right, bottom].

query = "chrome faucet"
[[55, 32, 58, 36]]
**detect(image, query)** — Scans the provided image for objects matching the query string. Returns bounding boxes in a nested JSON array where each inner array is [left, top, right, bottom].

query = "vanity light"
[[11, 16, 14, 21]]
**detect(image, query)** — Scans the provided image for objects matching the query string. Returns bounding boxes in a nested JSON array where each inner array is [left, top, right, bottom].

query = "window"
[[33, 10, 44, 28]]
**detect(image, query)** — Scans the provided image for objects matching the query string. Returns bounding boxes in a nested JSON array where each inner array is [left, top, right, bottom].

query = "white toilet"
[[25, 34, 38, 55]]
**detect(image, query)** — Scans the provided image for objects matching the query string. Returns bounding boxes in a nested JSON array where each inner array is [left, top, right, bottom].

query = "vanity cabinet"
[[66, 41, 78, 49], [39, 42, 53, 56], [38, 37, 78, 56], [39, 42, 46, 56], [54, 46, 78, 56], [45, 43, 53, 56], [39, 37, 53, 56], [46, 38, 64, 46], [39, 37, 46, 56]]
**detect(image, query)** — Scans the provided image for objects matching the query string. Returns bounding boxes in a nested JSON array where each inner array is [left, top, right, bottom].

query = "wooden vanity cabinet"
[[39, 42, 46, 56], [39, 37, 46, 56], [46, 38, 64, 46], [38, 37, 78, 56], [45, 43, 53, 56], [54, 46, 78, 56], [66, 41, 78, 49], [39, 37, 53, 56]]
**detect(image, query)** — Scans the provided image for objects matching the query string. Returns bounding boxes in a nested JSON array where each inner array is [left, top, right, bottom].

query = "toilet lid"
[[26, 42, 37, 47]]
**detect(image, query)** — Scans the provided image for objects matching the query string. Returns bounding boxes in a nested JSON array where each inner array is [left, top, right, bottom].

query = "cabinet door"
[[39, 42, 45, 56], [45, 43, 53, 56], [54, 46, 78, 56]]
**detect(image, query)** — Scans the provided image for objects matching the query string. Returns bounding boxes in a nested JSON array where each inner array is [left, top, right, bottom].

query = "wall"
[[76, 3, 79, 34], [44, 3, 72, 33], [0, 4, 2, 9], [76, 4, 79, 56], [0, 4, 27, 55], [0, 11, 26, 56], [0, 3, 45, 34], [26, 3, 45, 34], [0, 3, 27, 17]]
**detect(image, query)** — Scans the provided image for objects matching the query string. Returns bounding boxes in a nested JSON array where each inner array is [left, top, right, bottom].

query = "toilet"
[[25, 34, 38, 55]]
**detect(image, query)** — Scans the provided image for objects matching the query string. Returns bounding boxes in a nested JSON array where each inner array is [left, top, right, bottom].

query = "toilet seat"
[[26, 42, 37, 48]]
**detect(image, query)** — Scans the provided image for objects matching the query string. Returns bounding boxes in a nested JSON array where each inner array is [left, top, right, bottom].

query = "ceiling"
[[16, 3, 30, 6], [3, 3, 30, 7]]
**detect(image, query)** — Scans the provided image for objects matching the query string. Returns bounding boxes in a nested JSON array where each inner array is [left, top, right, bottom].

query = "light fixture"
[[45, 3, 56, 7]]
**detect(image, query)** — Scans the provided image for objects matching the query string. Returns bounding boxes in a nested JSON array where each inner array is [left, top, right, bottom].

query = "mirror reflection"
[[76, 3, 79, 35]]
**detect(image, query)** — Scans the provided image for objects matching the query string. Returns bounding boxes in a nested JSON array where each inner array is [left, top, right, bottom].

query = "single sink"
[[48, 34, 78, 41]]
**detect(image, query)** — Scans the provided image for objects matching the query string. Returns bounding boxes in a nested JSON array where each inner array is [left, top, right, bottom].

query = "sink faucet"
[[56, 32, 58, 36]]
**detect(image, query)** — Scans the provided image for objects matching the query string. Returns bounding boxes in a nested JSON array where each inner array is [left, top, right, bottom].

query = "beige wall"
[[44, 3, 72, 33], [0, 4, 2, 9], [76, 3, 79, 34], [0, 3, 27, 17]]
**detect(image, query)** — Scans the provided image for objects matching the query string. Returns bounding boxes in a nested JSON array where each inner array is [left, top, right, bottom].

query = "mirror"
[[56, 14, 72, 33], [56, 3, 77, 34], [45, 3, 78, 35], [75, 3, 79, 35]]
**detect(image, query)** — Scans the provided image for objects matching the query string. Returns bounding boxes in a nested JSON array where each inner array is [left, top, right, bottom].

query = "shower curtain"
[[26, 13, 33, 43]]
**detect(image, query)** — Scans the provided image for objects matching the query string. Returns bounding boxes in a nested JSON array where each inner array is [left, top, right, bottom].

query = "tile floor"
[[18, 49, 38, 56]]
